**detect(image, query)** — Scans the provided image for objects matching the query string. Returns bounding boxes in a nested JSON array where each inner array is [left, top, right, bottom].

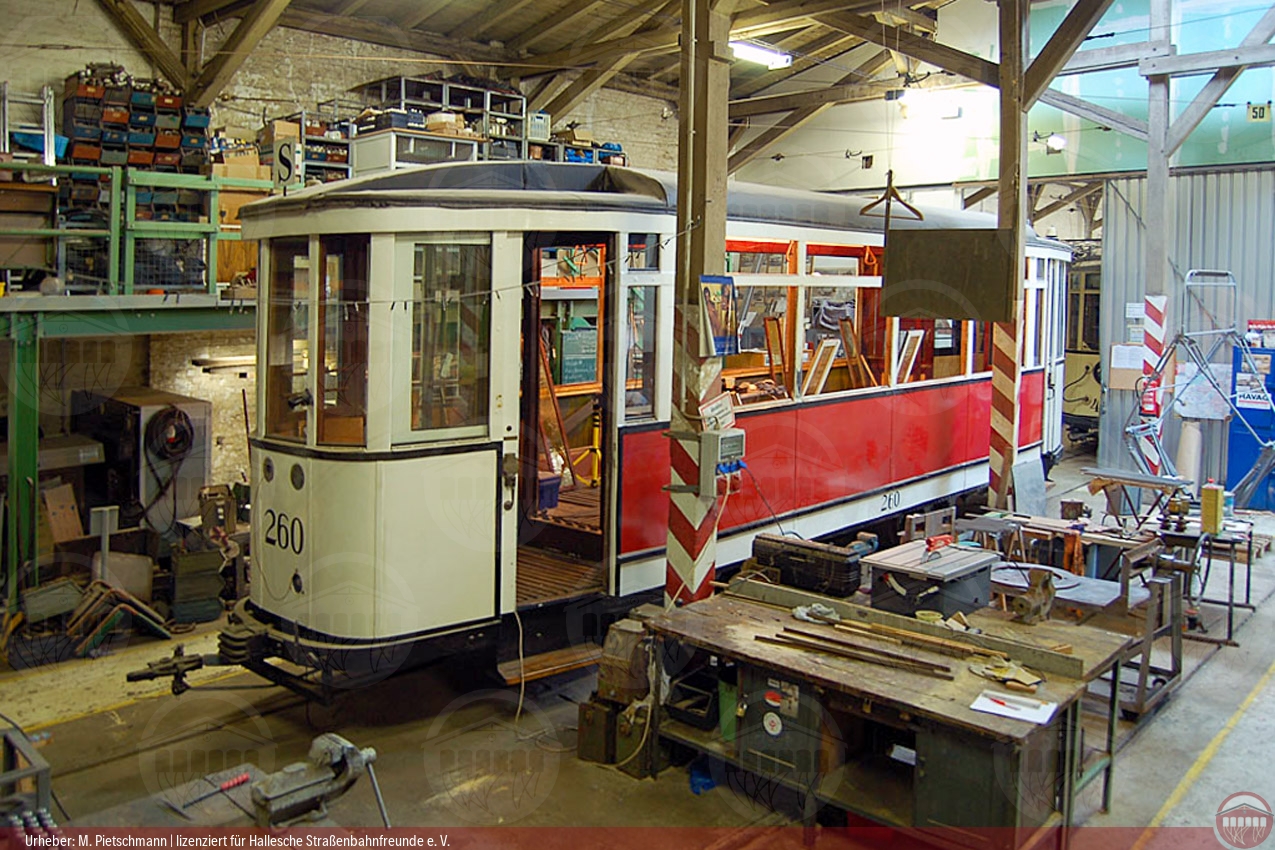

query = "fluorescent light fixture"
[[730, 41, 792, 69]]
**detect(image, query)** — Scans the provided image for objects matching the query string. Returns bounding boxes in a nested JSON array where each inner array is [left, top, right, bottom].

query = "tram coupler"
[[126, 644, 227, 696]]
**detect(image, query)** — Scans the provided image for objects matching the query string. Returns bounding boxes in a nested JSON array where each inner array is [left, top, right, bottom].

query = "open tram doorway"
[[515, 232, 616, 608]]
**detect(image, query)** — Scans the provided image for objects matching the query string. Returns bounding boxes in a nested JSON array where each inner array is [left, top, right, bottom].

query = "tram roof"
[[243, 161, 1065, 249]]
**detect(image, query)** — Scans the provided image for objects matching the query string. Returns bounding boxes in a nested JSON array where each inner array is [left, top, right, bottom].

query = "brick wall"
[[148, 331, 255, 487]]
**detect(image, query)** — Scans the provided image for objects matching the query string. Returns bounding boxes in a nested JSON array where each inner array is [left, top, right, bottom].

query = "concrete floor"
[[4, 448, 1274, 836]]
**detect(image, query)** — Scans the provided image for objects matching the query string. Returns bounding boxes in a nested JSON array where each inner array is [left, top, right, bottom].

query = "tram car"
[[1063, 253, 1102, 445], [209, 162, 1069, 693]]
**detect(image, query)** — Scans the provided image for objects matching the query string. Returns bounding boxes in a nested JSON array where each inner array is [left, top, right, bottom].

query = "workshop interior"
[[2, 0, 1275, 845]]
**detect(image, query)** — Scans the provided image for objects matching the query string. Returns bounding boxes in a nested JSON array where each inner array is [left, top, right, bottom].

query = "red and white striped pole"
[[988, 320, 1022, 507], [666, 0, 733, 606], [1139, 294, 1168, 474]]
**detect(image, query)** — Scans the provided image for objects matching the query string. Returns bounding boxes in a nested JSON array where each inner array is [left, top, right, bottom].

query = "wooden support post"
[[989, 0, 1027, 509], [666, 0, 735, 606]]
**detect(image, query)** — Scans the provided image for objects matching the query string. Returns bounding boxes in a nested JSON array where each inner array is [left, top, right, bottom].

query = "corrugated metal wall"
[[1099, 166, 1275, 487]]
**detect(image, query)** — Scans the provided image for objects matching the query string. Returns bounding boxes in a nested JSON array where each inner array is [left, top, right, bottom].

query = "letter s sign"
[[273, 139, 296, 189]]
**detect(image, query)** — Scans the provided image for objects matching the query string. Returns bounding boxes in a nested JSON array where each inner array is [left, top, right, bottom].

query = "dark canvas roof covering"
[[243, 161, 1064, 249]]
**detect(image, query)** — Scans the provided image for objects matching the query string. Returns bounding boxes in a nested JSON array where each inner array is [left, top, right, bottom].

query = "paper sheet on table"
[[970, 690, 1057, 724]]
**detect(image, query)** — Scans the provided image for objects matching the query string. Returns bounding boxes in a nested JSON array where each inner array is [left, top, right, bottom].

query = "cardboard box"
[[218, 189, 270, 224], [425, 111, 464, 132], [258, 120, 301, 150], [221, 145, 260, 166]]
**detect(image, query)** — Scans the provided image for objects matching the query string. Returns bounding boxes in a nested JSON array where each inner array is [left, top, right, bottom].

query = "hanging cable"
[[138, 406, 196, 535]]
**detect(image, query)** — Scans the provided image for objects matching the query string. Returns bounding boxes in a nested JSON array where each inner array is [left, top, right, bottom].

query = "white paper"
[[1111, 344, 1143, 371], [970, 690, 1057, 724], [1126, 302, 1146, 319], [1174, 363, 1232, 420]]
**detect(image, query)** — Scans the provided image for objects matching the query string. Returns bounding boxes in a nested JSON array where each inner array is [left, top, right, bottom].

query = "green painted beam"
[[6, 315, 39, 613], [36, 306, 255, 338]]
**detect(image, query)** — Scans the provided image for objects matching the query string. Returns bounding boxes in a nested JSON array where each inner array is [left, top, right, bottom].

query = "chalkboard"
[[560, 327, 598, 384]]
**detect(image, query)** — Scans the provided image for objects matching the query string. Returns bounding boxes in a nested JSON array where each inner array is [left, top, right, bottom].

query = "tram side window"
[[625, 286, 657, 420], [318, 235, 370, 446], [412, 240, 492, 433], [265, 239, 311, 442], [627, 233, 659, 271], [1068, 268, 1100, 352]]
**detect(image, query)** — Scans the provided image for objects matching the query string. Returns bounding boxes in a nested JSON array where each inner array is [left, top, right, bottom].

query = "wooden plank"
[[449, 0, 537, 42], [725, 579, 1105, 678], [650, 594, 1084, 742], [731, 33, 861, 97], [1037, 89, 1149, 142], [498, 643, 603, 685], [543, 52, 643, 117], [507, 0, 608, 54]]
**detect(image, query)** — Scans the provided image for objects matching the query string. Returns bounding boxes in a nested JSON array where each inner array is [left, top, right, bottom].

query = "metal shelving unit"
[[354, 76, 527, 162], [282, 101, 357, 183]]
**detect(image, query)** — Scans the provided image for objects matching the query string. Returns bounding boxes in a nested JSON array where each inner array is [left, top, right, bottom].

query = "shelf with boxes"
[[353, 75, 527, 162], [59, 66, 211, 223], [282, 105, 355, 183]]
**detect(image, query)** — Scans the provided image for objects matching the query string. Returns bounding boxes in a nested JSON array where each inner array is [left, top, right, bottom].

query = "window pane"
[[727, 250, 789, 274], [265, 239, 310, 442], [318, 235, 370, 446], [625, 286, 657, 420], [627, 234, 659, 271], [412, 241, 492, 432]]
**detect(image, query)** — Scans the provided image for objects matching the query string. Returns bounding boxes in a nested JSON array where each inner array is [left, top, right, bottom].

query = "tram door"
[[515, 232, 616, 606], [1042, 257, 1067, 457]]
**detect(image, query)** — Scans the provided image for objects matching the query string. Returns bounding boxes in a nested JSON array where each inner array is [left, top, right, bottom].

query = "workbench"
[[647, 581, 1134, 850]]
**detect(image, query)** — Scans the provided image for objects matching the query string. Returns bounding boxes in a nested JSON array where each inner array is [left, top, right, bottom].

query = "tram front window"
[[265, 239, 311, 442], [412, 239, 492, 432]]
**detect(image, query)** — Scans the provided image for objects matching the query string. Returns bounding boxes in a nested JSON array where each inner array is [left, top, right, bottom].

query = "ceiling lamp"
[[1033, 130, 1068, 153], [730, 41, 793, 69]]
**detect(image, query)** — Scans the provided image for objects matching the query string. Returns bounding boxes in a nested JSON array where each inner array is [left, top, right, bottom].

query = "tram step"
[[498, 642, 603, 685]]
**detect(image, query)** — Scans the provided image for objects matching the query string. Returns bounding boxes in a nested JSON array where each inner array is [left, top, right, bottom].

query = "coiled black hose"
[[141, 405, 195, 533]]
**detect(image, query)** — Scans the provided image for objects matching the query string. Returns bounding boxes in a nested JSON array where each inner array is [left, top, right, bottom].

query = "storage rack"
[[283, 101, 357, 183], [60, 72, 212, 223], [354, 76, 528, 161]]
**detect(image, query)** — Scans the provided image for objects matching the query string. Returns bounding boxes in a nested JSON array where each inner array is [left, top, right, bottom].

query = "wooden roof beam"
[[730, 32, 861, 97], [1038, 88, 1148, 141], [96, 0, 192, 90], [1164, 4, 1275, 155], [816, 11, 998, 87], [449, 0, 538, 43], [543, 52, 643, 116], [1031, 182, 1102, 223], [962, 186, 996, 209], [506, 0, 608, 54], [188, 0, 292, 107], [1022, 0, 1117, 108], [174, 0, 246, 24], [728, 49, 892, 173], [401, 0, 454, 32]]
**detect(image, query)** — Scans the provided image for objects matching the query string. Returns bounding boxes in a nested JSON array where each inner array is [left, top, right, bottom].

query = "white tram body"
[[238, 162, 1069, 660]]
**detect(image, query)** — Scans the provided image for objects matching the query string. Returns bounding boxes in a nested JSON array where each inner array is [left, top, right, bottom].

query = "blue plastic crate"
[[180, 134, 208, 150], [182, 108, 211, 129], [101, 129, 127, 146], [11, 132, 68, 159], [130, 90, 156, 108], [128, 130, 156, 146], [129, 111, 156, 127]]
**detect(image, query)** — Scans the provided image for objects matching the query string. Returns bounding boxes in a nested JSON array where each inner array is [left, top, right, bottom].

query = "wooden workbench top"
[[649, 591, 1133, 743]]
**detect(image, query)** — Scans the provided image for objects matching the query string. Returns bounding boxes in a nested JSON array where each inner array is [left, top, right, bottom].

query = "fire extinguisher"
[[1140, 375, 1161, 416]]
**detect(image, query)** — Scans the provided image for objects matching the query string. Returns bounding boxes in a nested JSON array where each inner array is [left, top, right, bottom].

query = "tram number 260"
[[263, 509, 305, 555], [880, 490, 902, 512]]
